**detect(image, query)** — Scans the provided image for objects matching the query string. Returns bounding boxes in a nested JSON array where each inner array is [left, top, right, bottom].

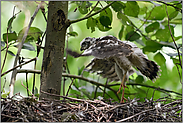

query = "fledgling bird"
[[80, 35, 161, 103]]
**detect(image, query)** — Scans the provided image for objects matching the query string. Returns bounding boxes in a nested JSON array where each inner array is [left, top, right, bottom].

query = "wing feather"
[[82, 36, 133, 59]]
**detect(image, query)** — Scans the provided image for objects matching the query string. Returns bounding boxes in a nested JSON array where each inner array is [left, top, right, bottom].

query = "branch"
[[16, 69, 182, 96], [85, 1, 100, 17], [126, 82, 182, 96], [69, 1, 115, 24], [1, 8, 21, 73], [9, 2, 43, 97], [16, 69, 119, 99], [1, 57, 37, 77], [165, 5, 182, 69], [116, 108, 155, 122], [157, 1, 182, 13], [41, 90, 113, 107]]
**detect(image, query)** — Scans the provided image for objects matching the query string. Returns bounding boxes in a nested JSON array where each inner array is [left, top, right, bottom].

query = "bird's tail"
[[137, 58, 160, 81], [129, 55, 161, 81]]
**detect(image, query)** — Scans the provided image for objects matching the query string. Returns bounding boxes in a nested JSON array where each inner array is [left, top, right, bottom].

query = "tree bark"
[[40, 1, 68, 100]]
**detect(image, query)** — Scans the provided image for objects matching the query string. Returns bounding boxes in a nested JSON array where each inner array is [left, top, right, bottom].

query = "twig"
[[1, 8, 21, 73], [13, 102, 29, 122], [32, 59, 37, 94], [1, 57, 37, 77], [127, 5, 155, 41], [175, 63, 182, 84], [116, 108, 155, 122], [16, 69, 182, 96], [165, 5, 182, 69], [85, 1, 100, 17], [105, 98, 140, 113], [1, 29, 9, 73], [40, 4, 47, 22], [157, 1, 182, 13], [41, 90, 113, 107], [69, 1, 115, 24], [1, 41, 16, 51], [31, 103, 58, 121], [66, 78, 75, 96], [21, 81, 36, 99], [1, 78, 7, 94], [126, 82, 182, 96], [9, 2, 43, 97], [25, 73, 29, 96]]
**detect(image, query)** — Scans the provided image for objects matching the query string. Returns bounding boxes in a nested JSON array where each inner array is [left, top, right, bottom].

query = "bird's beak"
[[80, 47, 83, 51]]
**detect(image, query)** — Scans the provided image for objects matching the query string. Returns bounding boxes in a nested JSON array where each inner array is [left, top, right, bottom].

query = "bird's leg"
[[117, 72, 126, 94], [117, 72, 127, 103]]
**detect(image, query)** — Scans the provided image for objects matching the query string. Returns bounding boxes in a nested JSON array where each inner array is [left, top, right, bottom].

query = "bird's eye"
[[82, 42, 87, 47]]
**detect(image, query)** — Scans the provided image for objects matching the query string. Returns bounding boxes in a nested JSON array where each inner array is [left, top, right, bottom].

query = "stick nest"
[[1, 94, 182, 122]]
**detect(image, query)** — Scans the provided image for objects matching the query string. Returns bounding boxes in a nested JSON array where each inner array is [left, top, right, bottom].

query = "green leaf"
[[21, 43, 35, 51], [76, 1, 92, 14], [169, 11, 178, 20], [100, 8, 112, 21], [145, 22, 160, 33], [117, 12, 132, 26], [87, 17, 97, 33], [96, 17, 111, 32], [18, 27, 43, 43], [67, 31, 78, 37], [3, 32, 18, 43], [174, 36, 182, 41], [99, 16, 111, 27], [34, 87, 39, 95], [78, 7, 88, 14], [135, 75, 144, 83], [135, 39, 145, 46], [1, 91, 10, 98], [7, 16, 16, 33], [78, 66, 85, 75], [107, 1, 125, 12], [93, 7, 101, 12], [118, 25, 124, 40], [1, 41, 5, 47], [7, 50, 15, 56], [155, 25, 174, 41], [125, 31, 140, 41], [166, 6, 177, 18], [138, 1, 154, 15], [98, 7, 112, 29], [169, 18, 182, 24], [154, 52, 166, 66], [143, 41, 163, 53], [146, 5, 166, 20], [124, 1, 140, 17]]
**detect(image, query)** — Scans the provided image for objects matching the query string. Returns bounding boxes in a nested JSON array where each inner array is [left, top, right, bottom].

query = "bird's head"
[[80, 37, 95, 51]]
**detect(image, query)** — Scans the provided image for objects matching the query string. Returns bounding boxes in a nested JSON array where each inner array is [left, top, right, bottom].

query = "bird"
[[85, 58, 135, 83], [79, 35, 161, 103]]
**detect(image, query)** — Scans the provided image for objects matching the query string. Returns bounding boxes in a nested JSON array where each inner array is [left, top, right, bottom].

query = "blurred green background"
[[1, 1, 182, 102]]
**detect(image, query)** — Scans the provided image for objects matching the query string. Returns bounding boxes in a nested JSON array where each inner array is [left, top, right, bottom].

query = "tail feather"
[[136, 58, 160, 81]]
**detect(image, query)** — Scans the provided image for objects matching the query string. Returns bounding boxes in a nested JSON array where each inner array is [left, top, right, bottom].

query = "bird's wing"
[[85, 58, 135, 82], [81, 36, 133, 59]]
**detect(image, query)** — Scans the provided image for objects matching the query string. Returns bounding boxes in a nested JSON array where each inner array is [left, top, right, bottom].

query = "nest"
[[1, 93, 182, 122]]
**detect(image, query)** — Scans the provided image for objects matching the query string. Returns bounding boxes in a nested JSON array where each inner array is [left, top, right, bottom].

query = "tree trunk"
[[40, 1, 68, 100]]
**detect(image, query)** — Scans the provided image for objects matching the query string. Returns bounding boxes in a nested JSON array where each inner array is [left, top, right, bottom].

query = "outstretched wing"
[[81, 36, 133, 59]]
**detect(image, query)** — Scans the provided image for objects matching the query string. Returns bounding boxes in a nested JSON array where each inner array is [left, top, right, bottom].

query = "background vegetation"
[[1, 1, 182, 102]]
